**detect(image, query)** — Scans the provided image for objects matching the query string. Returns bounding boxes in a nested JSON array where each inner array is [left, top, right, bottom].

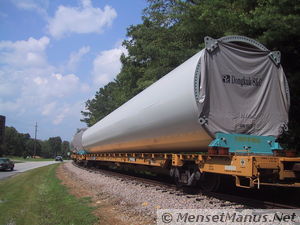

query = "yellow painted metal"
[[200, 156, 253, 177], [72, 152, 300, 188], [235, 176, 254, 189], [253, 157, 279, 169], [254, 182, 300, 188], [278, 157, 300, 180], [85, 153, 171, 167]]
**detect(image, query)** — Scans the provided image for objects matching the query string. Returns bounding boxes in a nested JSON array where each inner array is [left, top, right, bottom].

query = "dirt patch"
[[56, 163, 154, 225]]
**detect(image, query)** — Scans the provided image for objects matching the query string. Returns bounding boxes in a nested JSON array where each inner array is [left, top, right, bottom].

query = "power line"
[[33, 122, 37, 157]]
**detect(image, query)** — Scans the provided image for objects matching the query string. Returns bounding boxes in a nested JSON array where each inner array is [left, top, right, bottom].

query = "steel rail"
[[72, 162, 299, 209]]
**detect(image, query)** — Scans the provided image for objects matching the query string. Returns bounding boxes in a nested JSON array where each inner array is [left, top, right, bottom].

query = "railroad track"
[[72, 162, 299, 209]]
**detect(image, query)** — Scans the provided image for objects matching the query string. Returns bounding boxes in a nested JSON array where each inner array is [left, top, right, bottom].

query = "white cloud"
[[0, 36, 50, 68], [0, 36, 90, 128], [0, 35, 128, 139], [92, 45, 127, 86], [0, 70, 16, 96], [27, 73, 80, 100], [42, 102, 57, 116], [11, 0, 49, 18], [66, 46, 90, 71], [47, 0, 117, 38], [52, 101, 84, 125], [0, 100, 20, 112], [53, 106, 70, 125], [80, 83, 90, 92], [33, 76, 48, 85], [0, 36, 53, 111]]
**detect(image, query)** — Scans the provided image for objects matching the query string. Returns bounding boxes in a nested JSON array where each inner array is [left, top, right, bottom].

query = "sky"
[[0, 0, 147, 141]]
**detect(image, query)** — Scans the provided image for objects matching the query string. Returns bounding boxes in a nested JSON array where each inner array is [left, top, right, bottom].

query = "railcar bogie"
[[71, 149, 300, 190]]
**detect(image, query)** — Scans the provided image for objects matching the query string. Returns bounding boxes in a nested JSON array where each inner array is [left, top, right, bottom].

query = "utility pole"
[[33, 122, 37, 158]]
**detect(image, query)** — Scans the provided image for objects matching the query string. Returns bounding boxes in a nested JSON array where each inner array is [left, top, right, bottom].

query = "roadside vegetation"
[[0, 126, 70, 159], [7, 156, 54, 163], [0, 164, 97, 225]]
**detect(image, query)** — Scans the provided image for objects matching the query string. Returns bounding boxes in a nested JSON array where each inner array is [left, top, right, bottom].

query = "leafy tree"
[[24, 139, 42, 157], [1, 126, 68, 158], [40, 140, 52, 158], [2, 127, 18, 156], [1, 127, 30, 156], [48, 137, 62, 158], [61, 141, 70, 158]]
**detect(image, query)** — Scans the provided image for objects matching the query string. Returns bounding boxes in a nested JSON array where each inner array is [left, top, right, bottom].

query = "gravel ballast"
[[60, 162, 245, 223]]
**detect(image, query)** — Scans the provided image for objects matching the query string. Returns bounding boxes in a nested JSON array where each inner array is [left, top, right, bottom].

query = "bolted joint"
[[269, 51, 281, 66], [204, 36, 218, 53]]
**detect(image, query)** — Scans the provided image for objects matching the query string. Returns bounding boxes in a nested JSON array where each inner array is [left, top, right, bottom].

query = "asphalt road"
[[0, 161, 61, 180]]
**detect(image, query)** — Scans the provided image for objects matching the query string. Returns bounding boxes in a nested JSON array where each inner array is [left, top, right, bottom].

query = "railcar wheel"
[[174, 176, 183, 188], [200, 172, 221, 192]]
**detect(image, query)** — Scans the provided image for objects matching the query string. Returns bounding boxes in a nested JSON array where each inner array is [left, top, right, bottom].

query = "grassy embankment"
[[5, 156, 57, 163], [0, 164, 97, 225]]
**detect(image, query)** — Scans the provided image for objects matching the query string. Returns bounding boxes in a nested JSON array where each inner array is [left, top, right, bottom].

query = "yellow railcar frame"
[[71, 152, 300, 189]]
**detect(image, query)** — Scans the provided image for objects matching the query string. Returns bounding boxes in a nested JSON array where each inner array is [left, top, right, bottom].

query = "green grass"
[[5, 156, 55, 163], [0, 164, 98, 225]]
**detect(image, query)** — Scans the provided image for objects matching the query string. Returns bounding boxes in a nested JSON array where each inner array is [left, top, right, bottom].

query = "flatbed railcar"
[[72, 144, 300, 191], [72, 36, 300, 191]]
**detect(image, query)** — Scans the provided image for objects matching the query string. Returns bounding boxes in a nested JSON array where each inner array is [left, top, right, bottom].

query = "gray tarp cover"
[[199, 41, 290, 138]]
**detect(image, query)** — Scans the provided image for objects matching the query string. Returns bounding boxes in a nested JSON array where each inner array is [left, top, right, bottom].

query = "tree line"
[[0, 126, 70, 158], [81, 0, 300, 150]]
